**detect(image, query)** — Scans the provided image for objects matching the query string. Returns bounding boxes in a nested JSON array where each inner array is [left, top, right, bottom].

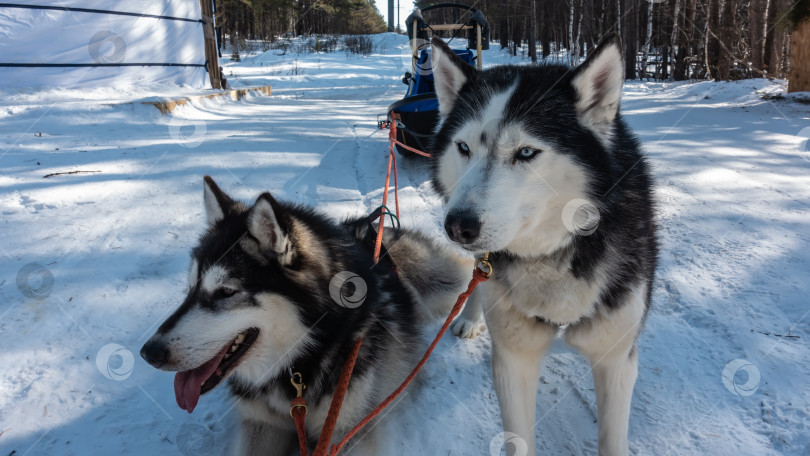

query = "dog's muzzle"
[[444, 210, 482, 244]]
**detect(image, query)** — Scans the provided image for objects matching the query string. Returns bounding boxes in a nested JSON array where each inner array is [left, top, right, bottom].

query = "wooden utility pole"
[[388, 0, 394, 32], [200, 0, 223, 89]]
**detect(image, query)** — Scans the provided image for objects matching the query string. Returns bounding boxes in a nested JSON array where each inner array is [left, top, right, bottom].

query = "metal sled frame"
[[387, 3, 490, 157]]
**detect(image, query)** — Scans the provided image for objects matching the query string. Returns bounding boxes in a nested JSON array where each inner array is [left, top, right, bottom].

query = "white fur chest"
[[235, 371, 377, 436], [491, 258, 603, 325]]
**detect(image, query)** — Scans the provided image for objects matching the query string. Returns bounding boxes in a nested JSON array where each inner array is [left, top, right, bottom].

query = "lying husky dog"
[[140, 176, 473, 455], [428, 35, 659, 455]]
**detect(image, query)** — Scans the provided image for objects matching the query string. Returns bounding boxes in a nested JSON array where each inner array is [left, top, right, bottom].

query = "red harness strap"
[[387, 114, 432, 158], [372, 145, 397, 263], [372, 113, 432, 263], [313, 339, 364, 455], [289, 268, 489, 456], [291, 397, 308, 456], [326, 267, 490, 456]]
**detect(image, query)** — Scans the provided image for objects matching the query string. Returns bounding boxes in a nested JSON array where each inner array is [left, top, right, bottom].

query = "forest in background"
[[213, 0, 810, 86], [214, 0, 387, 47], [416, 0, 809, 82]]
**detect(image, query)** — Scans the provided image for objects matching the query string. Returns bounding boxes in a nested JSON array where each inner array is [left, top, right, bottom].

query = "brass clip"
[[474, 252, 493, 278], [289, 371, 308, 418], [290, 371, 306, 398]]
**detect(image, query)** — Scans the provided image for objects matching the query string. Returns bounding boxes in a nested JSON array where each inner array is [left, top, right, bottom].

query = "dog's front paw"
[[451, 317, 485, 339]]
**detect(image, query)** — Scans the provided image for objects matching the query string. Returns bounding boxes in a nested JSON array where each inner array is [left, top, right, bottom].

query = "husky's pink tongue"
[[174, 344, 230, 413]]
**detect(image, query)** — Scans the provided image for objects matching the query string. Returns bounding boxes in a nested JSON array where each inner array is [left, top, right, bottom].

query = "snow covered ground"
[[1, 33, 809, 455]]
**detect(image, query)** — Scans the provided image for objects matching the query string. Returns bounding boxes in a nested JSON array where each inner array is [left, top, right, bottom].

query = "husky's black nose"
[[140, 340, 169, 368], [444, 211, 481, 244]]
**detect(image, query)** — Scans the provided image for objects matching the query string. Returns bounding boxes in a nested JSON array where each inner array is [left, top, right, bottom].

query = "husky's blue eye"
[[456, 141, 470, 157], [215, 287, 238, 300], [516, 147, 540, 161]]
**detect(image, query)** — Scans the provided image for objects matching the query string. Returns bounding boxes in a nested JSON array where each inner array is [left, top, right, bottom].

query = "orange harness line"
[[386, 114, 432, 158], [291, 396, 308, 455], [325, 268, 489, 456], [291, 114, 479, 456], [372, 113, 431, 262], [291, 269, 489, 456], [291, 338, 364, 456]]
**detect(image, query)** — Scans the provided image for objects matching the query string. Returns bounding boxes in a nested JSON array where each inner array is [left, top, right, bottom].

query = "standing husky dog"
[[429, 35, 658, 455], [140, 176, 472, 455]]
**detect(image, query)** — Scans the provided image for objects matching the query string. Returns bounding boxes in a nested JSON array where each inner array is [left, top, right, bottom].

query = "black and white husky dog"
[[428, 35, 659, 455], [140, 176, 473, 455]]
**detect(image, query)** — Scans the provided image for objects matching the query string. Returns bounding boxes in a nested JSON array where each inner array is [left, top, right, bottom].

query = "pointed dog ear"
[[431, 37, 477, 117], [571, 34, 625, 142], [203, 176, 236, 225], [247, 193, 294, 265]]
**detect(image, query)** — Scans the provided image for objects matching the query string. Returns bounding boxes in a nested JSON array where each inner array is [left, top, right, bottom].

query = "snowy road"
[[1, 33, 809, 455]]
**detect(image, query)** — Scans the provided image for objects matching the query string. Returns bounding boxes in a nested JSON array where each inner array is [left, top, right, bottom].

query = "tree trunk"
[[679, 0, 697, 79], [773, 29, 789, 77], [599, 0, 606, 38], [500, 18, 509, 50], [749, 0, 765, 76], [623, 0, 638, 79], [764, 0, 786, 77], [642, 0, 654, 80], [670, 0, 682, 80], [512, 15, 522, 56], [716, 0, 737, 80], [530, 0, 538, 62], [575, 0, 584, 60], [541, 0, 551, 59], [569, 0, 576, 63], [706, 0, 721, 78], [582, 0, 595, 49]]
